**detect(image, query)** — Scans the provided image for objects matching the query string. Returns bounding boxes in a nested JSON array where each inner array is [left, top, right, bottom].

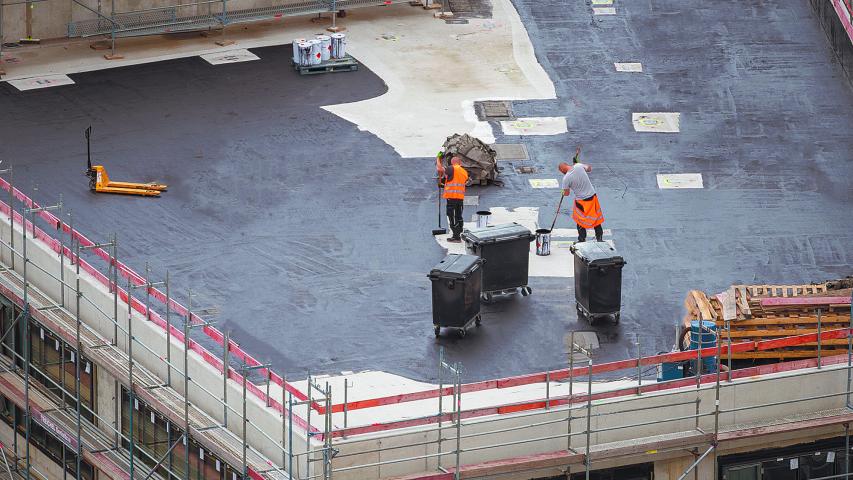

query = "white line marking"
[[7, 74, 75, 91], [657, 173, 704, 189], [200, 49, 260, 65], [632, 112, 680, 133], [593, 7, 617, 15], [433, 207, 616, 278]]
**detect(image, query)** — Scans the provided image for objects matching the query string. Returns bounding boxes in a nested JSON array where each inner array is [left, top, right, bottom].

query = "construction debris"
[[441, 133, 500, 186], [684, 280, 852, 360]]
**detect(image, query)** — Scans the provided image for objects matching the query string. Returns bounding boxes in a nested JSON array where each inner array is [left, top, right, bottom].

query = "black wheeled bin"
[[462, 223, 535, 301], [428, 254, 484, 338], [570, 241, 626, 324]]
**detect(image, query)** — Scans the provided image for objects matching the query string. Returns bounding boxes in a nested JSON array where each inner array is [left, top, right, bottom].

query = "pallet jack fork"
[[85, 126, 167, 197]]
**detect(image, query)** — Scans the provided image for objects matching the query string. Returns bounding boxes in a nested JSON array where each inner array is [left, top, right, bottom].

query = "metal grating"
[[477, 100, 512, 119], [491, 143, 529, 162]]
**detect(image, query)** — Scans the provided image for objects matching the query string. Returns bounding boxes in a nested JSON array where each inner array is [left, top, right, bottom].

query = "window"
[[724, 464, 759, 480], [27, 321, 96, 422], [121, 387, 237, 480]]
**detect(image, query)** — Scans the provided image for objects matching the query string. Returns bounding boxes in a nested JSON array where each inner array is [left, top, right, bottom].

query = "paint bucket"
[[330, 33, 347, 59], [307, 39, 323, 65], [292, 38, 307, 64], [297, 42, 312, 66], [535, 229, 551, 256], [475, 210, 491, 228], [315, 35, 332, 61]]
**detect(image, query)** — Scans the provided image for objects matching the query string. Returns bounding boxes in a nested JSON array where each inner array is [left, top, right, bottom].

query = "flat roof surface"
[[1, 0, 851, 383]]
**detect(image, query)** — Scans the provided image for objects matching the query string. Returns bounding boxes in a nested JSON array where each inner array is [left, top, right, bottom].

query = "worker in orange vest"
[[436, 154, 469, 243], [558, 147, 604, 242]]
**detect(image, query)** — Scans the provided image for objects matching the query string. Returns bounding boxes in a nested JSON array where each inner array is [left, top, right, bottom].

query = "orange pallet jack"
[[85, 126, 167, 197]]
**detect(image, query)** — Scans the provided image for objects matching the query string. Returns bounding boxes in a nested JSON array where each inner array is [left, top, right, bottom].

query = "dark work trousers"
[[577, 224, 604, 242], [446, 199, 464, 239]]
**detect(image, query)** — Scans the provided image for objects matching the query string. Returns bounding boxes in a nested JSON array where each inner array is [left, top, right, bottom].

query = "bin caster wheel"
[[520, 286, 532, 296], [475, 315, 482, 326], [481, 292, 492, 303], [458, 328, 467, 338], [434, 326, 440, 337], [613, 312, 620, 325]]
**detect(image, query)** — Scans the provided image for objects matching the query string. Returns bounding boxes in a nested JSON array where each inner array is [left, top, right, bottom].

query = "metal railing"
[[66, 0, 410, 57]]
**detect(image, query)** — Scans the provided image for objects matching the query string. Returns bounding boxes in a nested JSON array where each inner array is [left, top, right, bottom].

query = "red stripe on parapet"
[[0, 184, 315, 433], [323, 331, 806, 415], [332, 352, 851, 438], [0, 178, 310, 406], [832, 0, 853, 44]]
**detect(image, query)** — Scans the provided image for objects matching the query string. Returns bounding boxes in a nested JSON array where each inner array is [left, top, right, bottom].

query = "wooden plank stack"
[[684, 279, 852, 360]]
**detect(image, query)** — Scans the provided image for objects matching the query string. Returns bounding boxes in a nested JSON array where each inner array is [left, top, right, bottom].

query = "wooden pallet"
[[295, 55, 358, 75], [745, 283, 827, 298], [684, 282, 851, 361]]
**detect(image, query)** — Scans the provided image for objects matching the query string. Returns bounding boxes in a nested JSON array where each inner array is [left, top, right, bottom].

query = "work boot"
[[447, 236, 462, 243]]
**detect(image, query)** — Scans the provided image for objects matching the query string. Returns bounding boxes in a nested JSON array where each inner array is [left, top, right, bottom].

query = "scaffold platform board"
[[295, 55, 358, 75]]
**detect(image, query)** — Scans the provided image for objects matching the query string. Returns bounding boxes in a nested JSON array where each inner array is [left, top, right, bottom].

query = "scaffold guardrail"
[[68, 0, 408, 38]]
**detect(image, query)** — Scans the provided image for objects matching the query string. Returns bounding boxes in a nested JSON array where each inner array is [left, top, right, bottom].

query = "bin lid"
[[461, 223, 534, 246], [570, 241, 625, 266], [428, 254, 483, 280]]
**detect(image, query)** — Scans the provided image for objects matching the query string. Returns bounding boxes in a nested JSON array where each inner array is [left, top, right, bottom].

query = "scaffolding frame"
[[0, 175, 299, 480]]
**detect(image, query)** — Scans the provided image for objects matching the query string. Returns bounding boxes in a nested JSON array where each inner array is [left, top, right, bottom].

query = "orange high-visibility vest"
[[443, 165, 468, 200], [572, 194, 604, 229]]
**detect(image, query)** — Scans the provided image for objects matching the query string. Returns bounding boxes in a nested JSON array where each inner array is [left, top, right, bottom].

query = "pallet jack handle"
[[85, 125, 93, 172]]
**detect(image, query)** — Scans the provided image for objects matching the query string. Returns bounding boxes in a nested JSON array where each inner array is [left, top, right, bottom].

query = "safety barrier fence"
[[0, 198, 301, 478], [0, 177, 321, 422], [315, 325, 853, 480], [67, 0, 409, 38], [0, 175, 343, 478], [327, 327, 853, 438]]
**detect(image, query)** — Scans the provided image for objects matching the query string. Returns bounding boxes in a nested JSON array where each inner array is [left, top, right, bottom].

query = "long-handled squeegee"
[[432, 181, 447, 236], [432, 151, 448, 235]]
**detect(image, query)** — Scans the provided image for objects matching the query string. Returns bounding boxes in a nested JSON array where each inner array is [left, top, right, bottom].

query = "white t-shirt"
[[561, 164, 596, 200]]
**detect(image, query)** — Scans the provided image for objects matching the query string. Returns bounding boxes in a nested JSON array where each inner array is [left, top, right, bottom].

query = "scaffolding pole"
[[127, 276, 136, 480], [241, 362, 270, 477], [74, 241, 82, 480]]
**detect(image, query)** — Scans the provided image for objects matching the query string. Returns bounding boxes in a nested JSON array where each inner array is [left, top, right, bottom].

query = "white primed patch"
[[433, 207, 614, 277], [501, 117, 568, 136], [200, 49, 260, 65], [7, 74, 75, 91], [632, 112, 680, 133], [614, 62, 643, 72], [591, 0, 613, 4], [528, 178, 560, 189], [593, 7, 617, 15], [656, 173, 704, 189]]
